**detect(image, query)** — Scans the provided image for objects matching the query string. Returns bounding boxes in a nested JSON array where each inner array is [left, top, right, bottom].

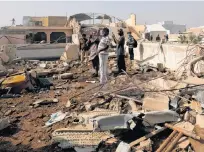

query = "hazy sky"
[[0, 1, 203, 28]]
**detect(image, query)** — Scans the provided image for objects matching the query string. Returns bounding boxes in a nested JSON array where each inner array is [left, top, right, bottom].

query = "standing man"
[[126, 32, 135, 68], [79, 34, 88, 64], [89, 32, 100, 77], [165, 34, 169, 42], [113, 29, 126, 73], [156, 34, 161, 42], [97, 28, 110, 84]]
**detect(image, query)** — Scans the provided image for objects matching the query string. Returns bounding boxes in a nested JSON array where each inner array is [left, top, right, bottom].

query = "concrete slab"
[[183, 76, 204, 85], [142, 94, 169, 111], [196, 114, 204, 128], [60, 44, 79, 62]]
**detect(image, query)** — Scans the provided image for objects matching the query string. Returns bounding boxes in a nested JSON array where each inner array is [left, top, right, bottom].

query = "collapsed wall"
[[0, 44, 17, 71], [132, 42, 204, 78]]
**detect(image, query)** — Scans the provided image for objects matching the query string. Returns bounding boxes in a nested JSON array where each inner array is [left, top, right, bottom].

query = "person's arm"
[[112, 33, 118, 44], [98, 45, 109, 53]]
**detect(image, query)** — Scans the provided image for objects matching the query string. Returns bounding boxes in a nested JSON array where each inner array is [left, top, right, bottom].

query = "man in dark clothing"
[[150, 35, 153, 41], [165, 34, 169, 42], [79, 34, 88, 64], [112, 29, 126, 73], [156, 34, 161, 42]]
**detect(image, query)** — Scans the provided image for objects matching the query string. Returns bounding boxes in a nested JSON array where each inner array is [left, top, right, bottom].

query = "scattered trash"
[[45, 111, 68, 127], [33, 98, 58, 107], [53, 73, 73, 80], [86, 80, 96, 84]]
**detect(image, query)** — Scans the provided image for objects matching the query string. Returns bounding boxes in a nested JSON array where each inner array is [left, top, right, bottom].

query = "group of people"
[[150, 34, 169, 42], [79, 28, 136, 85]]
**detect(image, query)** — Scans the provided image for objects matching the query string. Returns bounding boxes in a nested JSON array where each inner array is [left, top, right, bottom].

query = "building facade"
[[158, 21, 186, 34]]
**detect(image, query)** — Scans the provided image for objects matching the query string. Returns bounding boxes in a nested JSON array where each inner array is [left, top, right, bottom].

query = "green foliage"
[[188, 33, 202, 44]]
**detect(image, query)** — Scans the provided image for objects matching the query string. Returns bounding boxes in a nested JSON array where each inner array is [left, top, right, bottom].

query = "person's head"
[[102, 27, 109, 37], [157, 34, 160, 37], [89, 35, 93, 39], [118, 29, 124, 36], [82, 34, 86, 38], [127, 31, 131, 36]]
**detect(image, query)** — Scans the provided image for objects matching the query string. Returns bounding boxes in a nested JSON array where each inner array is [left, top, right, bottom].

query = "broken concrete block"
[[60, 73, 73, 79], [128, 100, 139, 112], [33, 98, 58, 107], [66, 100, 71, 108], [93, 114, 137, 131], [196, 114, 204, 128], [177, 137, 190, 149], [0, 44, 17, 63], [60, 44, 79, 62], [142, 94, 169, 111], [84, 102, 92, 111], [183, 76, 204, 85], [53, 73, 73, 80], [115, 142, 130, 152], [175, 122, 195, 132], [143, 110, 180, 126], [39, 63, 47, 68], [135, 139, 152, 151], [0, 52, 9, 63], [4, 109, 13, 116], [0, 117, 10, 130], [148, 78, 186, 90], [63, 62, 69, 67]]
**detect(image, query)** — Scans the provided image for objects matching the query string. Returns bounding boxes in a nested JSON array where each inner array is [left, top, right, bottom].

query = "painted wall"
[[29, 17, 48, 27], [132, 42, 193, 70], [48, 16, 67, 27]]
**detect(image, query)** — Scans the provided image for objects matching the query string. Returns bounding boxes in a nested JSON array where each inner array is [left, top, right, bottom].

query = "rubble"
[[0, 117, 10, 130], [32, 98, 59, 107], [142, 110, 180, 126], [1, 34, 204, 152], [142, 94, 169, 111], [60, 44, 79, 62], [45, 111, 68, 127], [196, 114, 204, 128]]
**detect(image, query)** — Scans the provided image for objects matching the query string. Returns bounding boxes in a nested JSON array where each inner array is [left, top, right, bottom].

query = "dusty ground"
[[0, 61, 101, 152]]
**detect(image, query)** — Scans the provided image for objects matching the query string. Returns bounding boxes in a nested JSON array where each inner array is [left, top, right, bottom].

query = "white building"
[[145, 24, 167, 41]]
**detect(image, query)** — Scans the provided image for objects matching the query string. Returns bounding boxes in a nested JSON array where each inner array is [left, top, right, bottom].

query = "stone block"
[[60, 44, 79, 62], [196, 114, 204, 128], [142, 94, 169, 111]]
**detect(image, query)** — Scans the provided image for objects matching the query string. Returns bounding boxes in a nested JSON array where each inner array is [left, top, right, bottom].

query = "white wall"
[[132, 42, 193, 70]]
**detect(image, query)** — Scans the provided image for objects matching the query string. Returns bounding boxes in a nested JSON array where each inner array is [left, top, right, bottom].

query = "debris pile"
[[0, 44, 204, 152]]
